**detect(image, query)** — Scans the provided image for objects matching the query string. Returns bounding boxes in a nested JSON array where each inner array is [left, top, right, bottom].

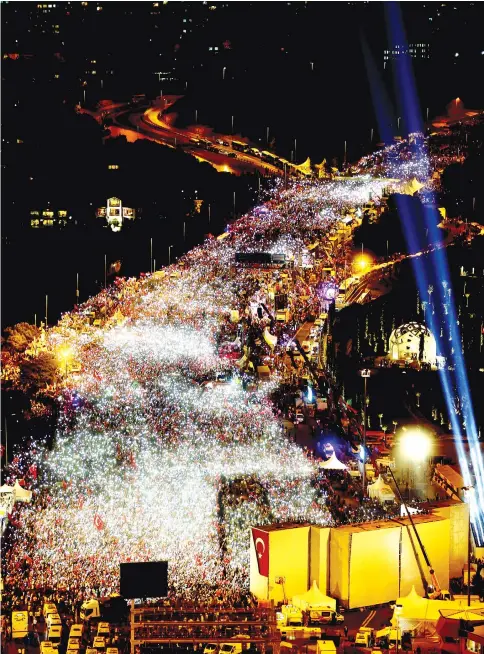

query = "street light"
[[58, 345, 73, 377], [354, 253, 372, 273], [360, 368, 371, 492], [395, 603, 402, 654], [399, 429, 431, 461], [168, 245, 174, 266]]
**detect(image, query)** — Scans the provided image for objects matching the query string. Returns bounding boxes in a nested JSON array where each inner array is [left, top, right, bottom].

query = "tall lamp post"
[[168, 245, 174, 266], [360, 368, 371, 492], [395, 603, 402, 654]]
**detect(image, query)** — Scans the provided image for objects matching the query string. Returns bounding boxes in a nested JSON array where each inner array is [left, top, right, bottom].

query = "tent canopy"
[[368, 476, 396, 502], [392, 586, 484, 629], [293, 581, 337, 611], [14, 480, 33, 503], [319, 454, 347, 471]]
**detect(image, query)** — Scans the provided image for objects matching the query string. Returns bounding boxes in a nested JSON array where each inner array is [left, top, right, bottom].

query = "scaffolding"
[[130, 605, 280, 654]]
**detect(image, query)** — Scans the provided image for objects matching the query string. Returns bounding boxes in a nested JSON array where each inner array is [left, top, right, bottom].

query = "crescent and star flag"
[[252, 527, 269, 577], [93, 514, 105, 531]]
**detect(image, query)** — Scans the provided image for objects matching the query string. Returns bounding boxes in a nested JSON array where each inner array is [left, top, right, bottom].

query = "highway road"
[[82, 95, 284, 177]]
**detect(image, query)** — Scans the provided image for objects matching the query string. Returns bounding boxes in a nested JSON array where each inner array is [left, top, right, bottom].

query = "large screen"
[[120, 561, 168, 599]]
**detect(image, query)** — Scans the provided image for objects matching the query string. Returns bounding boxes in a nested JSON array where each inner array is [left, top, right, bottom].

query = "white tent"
[[391, 586, 484, 636], [0, 484, 15, 495], [368, 476, 396, 503], [293, 581, 337, 611], [14, 480, 33, 503], [319, 454, 348, 471]]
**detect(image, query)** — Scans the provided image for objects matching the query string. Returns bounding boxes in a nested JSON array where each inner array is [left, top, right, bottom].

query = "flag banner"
[[252, 527, 269, 577]]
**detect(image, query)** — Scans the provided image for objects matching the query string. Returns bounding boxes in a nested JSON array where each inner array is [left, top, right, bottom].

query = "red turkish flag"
[[93, 514, 104, 531], [252, 528, 269, 577]]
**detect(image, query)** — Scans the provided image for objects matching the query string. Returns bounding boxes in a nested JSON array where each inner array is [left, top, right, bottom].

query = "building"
[[30, 208, 70, 228], [384, 43, 430, 65], [96, 196, 136, 232]]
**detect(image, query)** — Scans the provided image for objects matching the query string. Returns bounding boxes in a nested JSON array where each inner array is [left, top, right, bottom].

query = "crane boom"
[[387, 467, 446, 598]]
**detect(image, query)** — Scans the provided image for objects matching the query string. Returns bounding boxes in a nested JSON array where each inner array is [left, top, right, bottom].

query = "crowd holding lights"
[[2, 136, 471, 599]]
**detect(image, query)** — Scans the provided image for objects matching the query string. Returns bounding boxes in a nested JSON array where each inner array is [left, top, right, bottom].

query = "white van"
[[69, 625, 84, 639], [93, 637, 106, 650], [12, 611, 29, 639], [48, 625, 62, 648], [47, 614, 62, 629], [97, 623, 110, 637], [68, 637, 81, 651], [43, 603, 58, 618]]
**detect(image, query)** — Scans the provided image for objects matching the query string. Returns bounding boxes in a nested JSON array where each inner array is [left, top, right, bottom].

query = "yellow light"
[[354, 253, 371, 271], [399, 429, 432, 461], [58, 345, 73, 365]]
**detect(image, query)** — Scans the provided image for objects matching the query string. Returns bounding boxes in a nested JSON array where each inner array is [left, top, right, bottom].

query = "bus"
[[231, 140, 249, 153]]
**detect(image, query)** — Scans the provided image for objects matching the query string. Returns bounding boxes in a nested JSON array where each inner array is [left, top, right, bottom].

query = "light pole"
[[222, 66, 226, 80], [168, 245, 174, 266], [395, 604, 402, 654], [463, 486, 474, 606], [150, 237, 153, 273], [360, 368, 371, 492]]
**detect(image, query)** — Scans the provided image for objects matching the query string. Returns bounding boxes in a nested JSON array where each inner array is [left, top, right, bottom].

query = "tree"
[[4, 323, 40, 354], [20, 352, 59, 389]]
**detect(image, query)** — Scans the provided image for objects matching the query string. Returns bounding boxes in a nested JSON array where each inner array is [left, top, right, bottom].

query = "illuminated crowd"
[[3, 135, 461, 601]]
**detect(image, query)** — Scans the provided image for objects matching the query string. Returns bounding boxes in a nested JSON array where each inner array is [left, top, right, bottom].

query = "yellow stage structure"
[[250, 508, 465, 609], [423, 500, 469, 578], [250, 524, 311, 603]]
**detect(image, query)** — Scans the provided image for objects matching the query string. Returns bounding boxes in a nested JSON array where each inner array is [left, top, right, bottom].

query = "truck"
[[219, 640, 249, 654], [281, 605, 304, 626], [278, 626, 322, 640], [308, 609, 344, 625], [316, 641, 337, 654], [11, 611, 29, 639], [203, 645, 218, 654], [276, 309, 291, 322], [355, 627, 374, 647], [80, 596, 128, 623]]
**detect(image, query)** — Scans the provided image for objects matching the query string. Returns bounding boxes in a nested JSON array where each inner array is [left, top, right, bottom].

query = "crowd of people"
[[2, 130, 455, 605]]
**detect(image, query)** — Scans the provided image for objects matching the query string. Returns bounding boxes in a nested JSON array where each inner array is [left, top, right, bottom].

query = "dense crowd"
[[3, 131, 457, 603]]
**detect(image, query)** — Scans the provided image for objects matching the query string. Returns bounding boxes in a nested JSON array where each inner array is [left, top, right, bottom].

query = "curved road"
[[85, 96, 284, 177]]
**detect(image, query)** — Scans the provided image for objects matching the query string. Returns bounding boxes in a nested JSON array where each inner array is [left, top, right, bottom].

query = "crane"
[[388, 467, 451, 601]]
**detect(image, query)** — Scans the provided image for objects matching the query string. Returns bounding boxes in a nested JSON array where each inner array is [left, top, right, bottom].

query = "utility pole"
[[360, 369, 371, 493], [76, 272, 79, 305], [45, 294, 48, 327], [4, 417, 8, 469], [208, 203, 211, 225], [150, 237, 153, 273]]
